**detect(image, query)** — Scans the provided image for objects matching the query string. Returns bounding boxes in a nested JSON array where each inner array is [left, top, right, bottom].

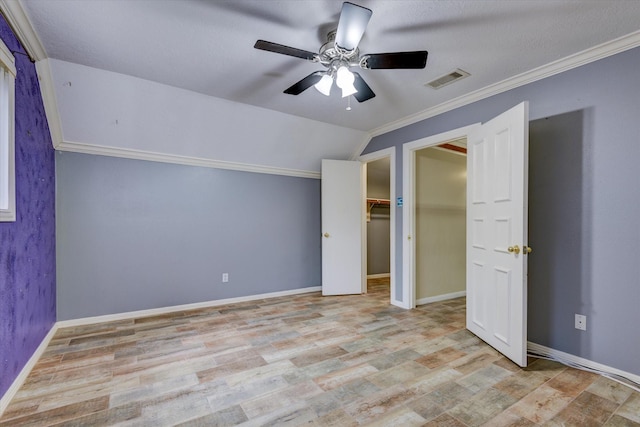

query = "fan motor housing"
[[318, 30, 359, 65]]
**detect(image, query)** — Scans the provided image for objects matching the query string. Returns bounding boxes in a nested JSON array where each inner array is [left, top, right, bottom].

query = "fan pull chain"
[[346, 96, 352, 111]]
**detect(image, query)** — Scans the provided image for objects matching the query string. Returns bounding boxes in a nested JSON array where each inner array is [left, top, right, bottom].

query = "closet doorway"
[[414, 144, 467, 305], [401, 104, 530, 366], [402, 124, 477, 309], [359, 147, 396, 303]]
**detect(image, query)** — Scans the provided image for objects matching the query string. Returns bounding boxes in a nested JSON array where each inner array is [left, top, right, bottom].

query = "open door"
[[321, 159, 365, 295], [466, 102, 530, 367]]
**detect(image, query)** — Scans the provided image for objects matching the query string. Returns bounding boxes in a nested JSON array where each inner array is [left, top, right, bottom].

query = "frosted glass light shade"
[[340, 83, 358, 98], [314, 74, 333, 96], [336, 66, 353, 88], [336, 66, 357, 98], [335, 2, 372, 51]]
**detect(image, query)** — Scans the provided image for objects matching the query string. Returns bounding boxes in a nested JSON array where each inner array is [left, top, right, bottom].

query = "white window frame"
[[0, 38, 16, 222]]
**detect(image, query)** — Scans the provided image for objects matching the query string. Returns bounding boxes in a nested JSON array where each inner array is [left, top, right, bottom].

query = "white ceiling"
[[18, 0, 640, 133]]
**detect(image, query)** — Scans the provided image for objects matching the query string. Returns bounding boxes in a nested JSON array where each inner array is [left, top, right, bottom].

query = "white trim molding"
[[55, 140, 322, 179], [0, 37, 15, 222], [34, 59, 64, 149], [350, 133, 373, 161], [57, 286, 321, 329], [0, 286, 320, 415], [0, 324, 58, 417], [0, 0, 47, 61], [371, 30, 640, 137], [416, 291, 466, 306], [36, 58, 321, 180], [402, 124, 479, 309], [528, 342, 640, 392], [4, 0, 640, 153], [0, 37, 15, 76]]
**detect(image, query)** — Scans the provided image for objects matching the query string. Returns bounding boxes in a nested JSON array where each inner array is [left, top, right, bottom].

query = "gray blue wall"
[[0, 18, 56, 397], [363, 47, 640, 376], [528, 111, 590, 357], [56, 152, 321, 320]]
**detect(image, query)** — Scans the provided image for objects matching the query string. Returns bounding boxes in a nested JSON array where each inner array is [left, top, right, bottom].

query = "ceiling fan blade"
[[254, 40, 317, 61], [362, 51, 428, 69], [352, 72, 375, 102], [335, 2, 372, 51], [284, 72, 325, 95]]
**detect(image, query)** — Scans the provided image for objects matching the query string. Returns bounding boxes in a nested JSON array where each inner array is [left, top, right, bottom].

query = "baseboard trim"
[[367, 273, 390, 279], [0, 324, 59, 417], [527, 341, 640, 392], [57, 286, 322, 328], [416, 291, 466, 306], [2, 286, 322, 414]]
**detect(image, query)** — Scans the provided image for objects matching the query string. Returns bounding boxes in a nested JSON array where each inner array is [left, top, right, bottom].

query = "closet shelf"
[[366, 198, 391, 222], [366, 198, 391, 206]]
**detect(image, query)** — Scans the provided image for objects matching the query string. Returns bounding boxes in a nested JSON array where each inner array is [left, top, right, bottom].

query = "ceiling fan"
[[254, 2, 428, 103]]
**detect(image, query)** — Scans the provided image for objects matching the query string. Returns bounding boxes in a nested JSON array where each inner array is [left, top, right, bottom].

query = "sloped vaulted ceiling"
[[38, 58, 368, 178], [2, 0, 640, 177]]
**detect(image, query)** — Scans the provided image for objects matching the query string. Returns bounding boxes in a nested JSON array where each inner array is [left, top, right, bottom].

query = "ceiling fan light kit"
[[254, 2, 428, 104]]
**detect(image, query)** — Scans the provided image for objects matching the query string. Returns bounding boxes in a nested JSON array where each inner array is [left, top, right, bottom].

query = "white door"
[[466, 102, 530, 367], [321, 159, 365, 295]]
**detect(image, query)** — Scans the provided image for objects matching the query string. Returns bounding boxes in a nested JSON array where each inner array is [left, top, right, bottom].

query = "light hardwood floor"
[[1, 279, 639, 426]]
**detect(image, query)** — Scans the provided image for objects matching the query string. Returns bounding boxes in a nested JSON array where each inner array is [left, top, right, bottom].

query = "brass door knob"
[[508, 245, 521, 254], [524, 246, 533, 254], [323, 232, 330, 238]]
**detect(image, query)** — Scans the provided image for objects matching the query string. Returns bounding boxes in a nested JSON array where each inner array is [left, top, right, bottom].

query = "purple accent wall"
[[0, 17, 56, 397]]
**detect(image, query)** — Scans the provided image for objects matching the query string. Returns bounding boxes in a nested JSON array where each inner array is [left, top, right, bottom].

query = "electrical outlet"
[[222, 273, 229, 283], [575, 314, 587, 331]]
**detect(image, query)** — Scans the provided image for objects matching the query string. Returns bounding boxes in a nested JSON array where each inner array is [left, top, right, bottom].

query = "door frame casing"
[[358, 147, 397, 305], [402, 124, 479, 309]]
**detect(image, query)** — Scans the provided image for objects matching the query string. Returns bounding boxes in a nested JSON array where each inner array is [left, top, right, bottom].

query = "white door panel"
[[467, 102, 529, 367], [321, 159, 364, 296]]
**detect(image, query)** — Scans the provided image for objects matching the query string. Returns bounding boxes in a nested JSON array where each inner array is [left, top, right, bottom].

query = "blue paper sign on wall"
[[397, 197, 403, 207]]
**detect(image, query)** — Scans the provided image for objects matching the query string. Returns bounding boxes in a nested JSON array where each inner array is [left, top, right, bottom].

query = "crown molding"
[[349, 133, 373, 160], [34, 59, 64, 149], [35, 59, 320, 179], [56, 140, 321, 179], [370, 30, 640, 138], [12, 0, 638, 169], [0, 0, 46, 61]]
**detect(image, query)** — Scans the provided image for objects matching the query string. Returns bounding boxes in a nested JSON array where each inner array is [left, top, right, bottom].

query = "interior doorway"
[[359, 147, 396, 304], [366, 157, 391, 293], [402, 124, 478, 308], [414, 144, 467, 305], [402, 102, 530, 367]]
